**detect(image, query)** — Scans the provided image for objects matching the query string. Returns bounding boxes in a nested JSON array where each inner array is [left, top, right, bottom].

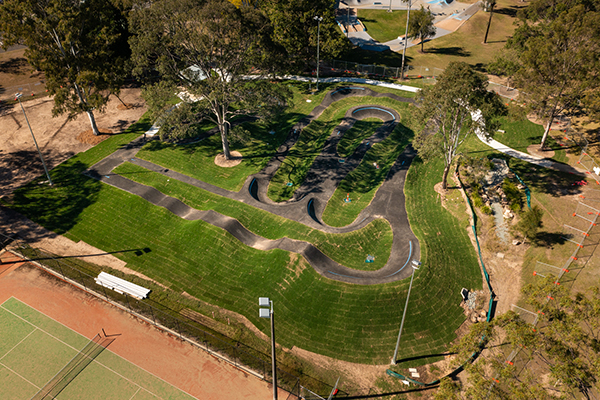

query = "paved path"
[[86, 86, 421, 284]]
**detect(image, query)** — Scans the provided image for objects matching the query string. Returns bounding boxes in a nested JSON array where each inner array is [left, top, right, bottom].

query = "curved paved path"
[[85, 86, 420, 284]]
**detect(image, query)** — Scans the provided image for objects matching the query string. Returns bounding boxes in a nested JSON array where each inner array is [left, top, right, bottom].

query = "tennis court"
[[0, 297, 197, 400]]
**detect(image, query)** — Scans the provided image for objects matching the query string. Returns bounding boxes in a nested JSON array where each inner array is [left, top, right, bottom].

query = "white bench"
[[95, 272, 150, 299]]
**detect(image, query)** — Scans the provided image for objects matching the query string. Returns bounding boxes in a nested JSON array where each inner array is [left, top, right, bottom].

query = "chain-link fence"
[[325, 60, 521, 99], [0, 232, 316, 400]]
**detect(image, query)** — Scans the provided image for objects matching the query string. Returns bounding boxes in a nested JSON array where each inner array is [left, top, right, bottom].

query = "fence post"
[[123, 293, 133, 312], [76, 268, 88, 291], [148, 304, 157, 325]]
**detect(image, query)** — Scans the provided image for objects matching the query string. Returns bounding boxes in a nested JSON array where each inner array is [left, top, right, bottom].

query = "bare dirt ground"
[[214, 151, 243, 167], [0, 251, 279, 400], [0, 87, 146, 198]]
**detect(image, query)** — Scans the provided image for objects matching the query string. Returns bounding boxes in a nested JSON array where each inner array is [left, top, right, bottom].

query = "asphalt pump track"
[[85, 86, 420, 284]]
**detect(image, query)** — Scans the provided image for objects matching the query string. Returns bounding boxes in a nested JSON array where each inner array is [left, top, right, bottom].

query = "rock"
[[496, 252, 505, 259], [512, 239, 521, 245], [480, 310, 487, 318]]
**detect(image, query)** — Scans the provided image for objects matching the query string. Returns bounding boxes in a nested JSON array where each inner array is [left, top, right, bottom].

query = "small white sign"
[[401, 380, 410, 385], [408, 368, 417, 373], [411, 372, 420, 378]]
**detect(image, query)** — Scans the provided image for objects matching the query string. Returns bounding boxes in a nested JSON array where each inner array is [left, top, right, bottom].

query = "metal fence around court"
[[0, 232, 317, 400]]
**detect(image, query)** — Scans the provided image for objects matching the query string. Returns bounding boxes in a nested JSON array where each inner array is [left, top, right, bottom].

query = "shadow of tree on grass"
[[9, 160, 103, 235]]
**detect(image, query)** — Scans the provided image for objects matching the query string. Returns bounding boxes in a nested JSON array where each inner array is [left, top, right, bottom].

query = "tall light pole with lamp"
[[400, 0, 412, 81], [391, 260, 421, 365], [259, 297, 278, 400], [15, 92, 53, 186], [314, 16, 323, 92]]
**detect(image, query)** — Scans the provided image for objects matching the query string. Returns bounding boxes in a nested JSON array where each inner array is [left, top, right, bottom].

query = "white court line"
[[0, 298, 198, 400], [128, 386, 142, 400], [0, 360, 41, 390], [0, 326, 37, 361]]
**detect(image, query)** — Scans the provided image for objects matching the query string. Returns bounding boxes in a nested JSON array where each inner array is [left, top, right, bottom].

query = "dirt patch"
[[290, 346, 387, 391], [0, 87, 147, 198], [434, 182, 448, 208], [526, 144, 555, 159], [214, 151, 242, 167], [435, 18, 466, 32], [76, 128, 114, 145]]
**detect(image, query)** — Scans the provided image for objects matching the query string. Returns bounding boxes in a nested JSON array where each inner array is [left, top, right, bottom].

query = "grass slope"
[[113, 162, 393, 271], [359, 9, 409, 43]]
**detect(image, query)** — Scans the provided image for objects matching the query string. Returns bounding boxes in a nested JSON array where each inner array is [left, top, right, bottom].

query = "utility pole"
[[392, 261, 420, 364], [400, 0, 412, 81], [15, 93, 53, 185], [314, 16, 323, 92]]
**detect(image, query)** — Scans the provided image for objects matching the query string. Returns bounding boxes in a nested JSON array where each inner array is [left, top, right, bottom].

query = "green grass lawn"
[[494, 115, 568, 164], [268, 96, 412, 202], [337, 117, 382, 158], [322, 117, 414, 227], [7, 115, 483, 366], [113, 162, 393, 271], [359, 9, 408, 43]]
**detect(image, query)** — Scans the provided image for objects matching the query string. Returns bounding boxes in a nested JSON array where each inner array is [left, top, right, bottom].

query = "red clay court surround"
[[0, 251, 284, 400]]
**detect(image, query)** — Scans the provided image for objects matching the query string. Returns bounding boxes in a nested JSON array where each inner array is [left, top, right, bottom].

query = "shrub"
[[481, 205, 493, 215], [502, 178, 523, 211]]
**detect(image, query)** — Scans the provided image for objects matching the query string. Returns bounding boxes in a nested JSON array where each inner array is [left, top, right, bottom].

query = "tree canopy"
[[490, 3, 600, 148], [129, 0, 291, 158], [256, 0, 350, 73], [408, 6, 436, 53], [445, 277, 600, 399], [0, 0, 130, 135], [414, 62, 504, 189]]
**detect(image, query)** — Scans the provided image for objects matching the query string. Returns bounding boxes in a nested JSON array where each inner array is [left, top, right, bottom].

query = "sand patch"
[[76, 128, 114, 145], [214, 150, 242, 167], [526, 144, 555, 159]]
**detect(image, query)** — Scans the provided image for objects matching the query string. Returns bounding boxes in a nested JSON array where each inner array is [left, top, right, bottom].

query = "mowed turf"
[[0, 298, 194, 400], [7, 97, 481, 365], [112, 162, 394, 271]]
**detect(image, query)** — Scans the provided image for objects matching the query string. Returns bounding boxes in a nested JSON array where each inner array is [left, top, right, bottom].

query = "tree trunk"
[[86, 111, 101, 136], [540, 102, 559, 149], [539, 119, 553, 150], [442, 163, 451, 190], [220, 122, 231, 160], [420, 38, 424, 53], [483, 3, 495, 44]]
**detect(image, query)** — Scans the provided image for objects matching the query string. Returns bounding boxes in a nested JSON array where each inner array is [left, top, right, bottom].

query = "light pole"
[[388, 0, 393, 12], [15, 93, 53, 186], [259, 297, 277, 400], [400, 0, 412, 81], [314, 16, 323, 92], [391, 260, 421, 365]]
